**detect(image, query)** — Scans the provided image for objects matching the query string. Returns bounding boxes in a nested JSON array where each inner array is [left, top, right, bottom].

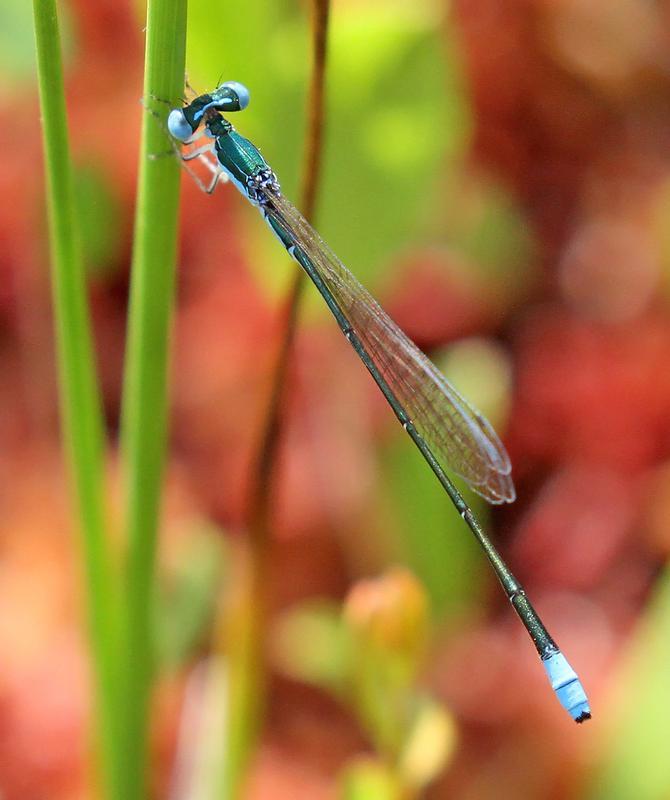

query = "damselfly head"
[[167, 81, 249, 142]]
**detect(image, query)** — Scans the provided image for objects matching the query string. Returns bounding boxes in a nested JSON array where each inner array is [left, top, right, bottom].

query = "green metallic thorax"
[[208, 116, 268, 187]]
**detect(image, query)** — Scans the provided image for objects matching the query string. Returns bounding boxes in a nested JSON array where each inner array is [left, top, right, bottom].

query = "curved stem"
[[248, 0, 330, 539], [221, 2, 331, 797], [31, 1, 120, 796]]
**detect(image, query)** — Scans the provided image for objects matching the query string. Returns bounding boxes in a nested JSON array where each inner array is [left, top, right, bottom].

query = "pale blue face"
[[167, 108, 192, 141]]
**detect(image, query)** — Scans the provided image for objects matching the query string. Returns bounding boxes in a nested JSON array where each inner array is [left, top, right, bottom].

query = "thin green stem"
[[117, 0, 187, 796], [31, 0, 119, 796], [219, 2, 331, 797]]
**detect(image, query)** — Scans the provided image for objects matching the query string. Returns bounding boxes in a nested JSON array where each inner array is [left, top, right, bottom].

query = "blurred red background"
[[4, 0, 670, 797]]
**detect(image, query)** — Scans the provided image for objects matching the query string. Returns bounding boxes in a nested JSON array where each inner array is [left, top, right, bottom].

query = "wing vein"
[[265, 192, 515, 504]]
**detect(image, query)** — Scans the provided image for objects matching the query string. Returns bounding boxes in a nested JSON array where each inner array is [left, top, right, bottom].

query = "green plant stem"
[[219, 2, 331, 797], [118, 0, 187, 796], [218, 546, 266, 799], [31, 0, 119, 796], [588, 572, 670, 800]]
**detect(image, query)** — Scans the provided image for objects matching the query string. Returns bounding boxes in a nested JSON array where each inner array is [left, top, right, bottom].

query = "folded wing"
[[267, 192, 515, 504]]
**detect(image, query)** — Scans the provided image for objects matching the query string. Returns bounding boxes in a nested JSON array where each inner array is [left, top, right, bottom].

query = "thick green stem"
[[117, 1, 187, 796], [32, 0, 119, 796]]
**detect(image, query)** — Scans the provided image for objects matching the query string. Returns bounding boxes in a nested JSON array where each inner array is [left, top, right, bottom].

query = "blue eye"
[[220, 81, 250, 111], [167, 109, 193, 141]]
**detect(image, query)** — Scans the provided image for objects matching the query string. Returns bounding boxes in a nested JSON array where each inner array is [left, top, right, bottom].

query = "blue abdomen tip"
[[542, 652, 591, 723]]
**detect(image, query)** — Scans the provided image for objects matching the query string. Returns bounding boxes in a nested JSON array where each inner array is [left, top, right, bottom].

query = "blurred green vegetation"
[[382, 435, 484, 618], [184, 0, 469, 302], [339, 758, 402, 800], [382, 339, 512, 618], [2, 0, 39, 85], [588, 573, 670, 800], [156, 524, 227, 671], [273, 569, 455, 797]]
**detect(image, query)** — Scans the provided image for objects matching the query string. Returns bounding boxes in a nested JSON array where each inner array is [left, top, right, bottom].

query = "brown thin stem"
[[220, 3, 330, 797], [248, 0, 330, 543]]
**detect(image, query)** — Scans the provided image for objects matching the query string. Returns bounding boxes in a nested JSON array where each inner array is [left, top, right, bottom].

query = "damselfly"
[[166, 81, 590, 722]]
